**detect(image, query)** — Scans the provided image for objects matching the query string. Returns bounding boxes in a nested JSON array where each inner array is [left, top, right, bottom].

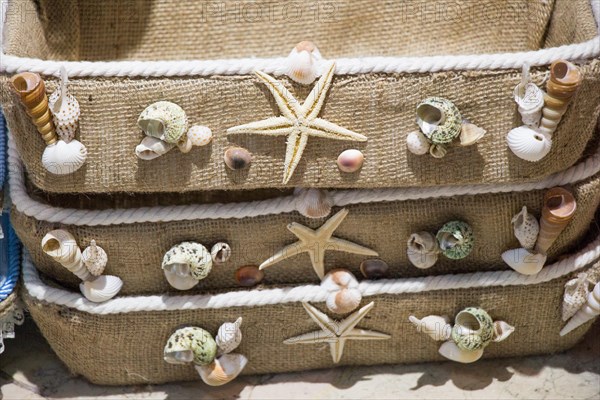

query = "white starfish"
[[284, 302, 390, 363], [227, 62, 367, 184], [259, 208, 378, 279]]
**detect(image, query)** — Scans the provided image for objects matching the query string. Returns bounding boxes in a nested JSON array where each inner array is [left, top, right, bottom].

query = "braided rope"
[[22, 234, 600, 314], [0, 215, 20, 301]]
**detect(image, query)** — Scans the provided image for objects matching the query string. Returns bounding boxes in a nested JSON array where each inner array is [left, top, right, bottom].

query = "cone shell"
[[451, 307, 495, 351], [436, 221, 474, 260], [135, 136, 175, 160], [216, 317, 243, 354], [511, 206, 539, 250], [138, 101, 189, 144], [82, 240, 108, 276], [294, 188, 333, 219], [187, 125, 213, 147], [562, 273, 591, 321], [162, 242, 213, 290], [438, 340, 484, 363], [406, 130, 430, 155], [514, 82, 544, 127], [79, 275, 123, 303], [501, 247, 547, 275], [41, 229, 91, 281], [409, 315, 451, 341], [535, 187, 576, 254], [321, 268, 361, 314], [407, 232, 439, 269], [492, 320, 515, 343], [196, 353, 248, 386], [506, 126, 552, 162], [164, 327, 217, 366], [560, 282, 600, 336], [416, 97, 462, 145], [285, 41, 321, 85], [49, 90, 80, 143]]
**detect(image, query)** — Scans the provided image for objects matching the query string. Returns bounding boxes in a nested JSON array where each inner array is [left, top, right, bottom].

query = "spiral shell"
[[451, 307, 495, 351], [164, 327, 217, 366], [41, 229, 91, 281], [321, 268, 362, 314], [535, 187, 576, 255], [436, 221, 474, 260], [216, 317, 243, 354], [511, 206, 539, 250], [416, 97, 462, 145], [79, 275, 123, 303], [81, 240, 108, 276], [506, 126, 552, 162], [138, 101, 189, 144], [285, 41, 322, 85], [162, 242, 213, 290], [48, 69, 80, 143], [562, 273, 591, 322], [187, 125, 213, 147], [560, 282, 600, 336], [294, 188, 333, 219], [406, 130, 430, 155]]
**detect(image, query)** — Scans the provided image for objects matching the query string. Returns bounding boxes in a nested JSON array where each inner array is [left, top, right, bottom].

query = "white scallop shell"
[[216, 317, 243, 354], [187, 125, 213, 147], [294, 188, 333, 219], [407, 232, 439, 269], [409, 315, 451, 341], [82, 240, 108, 276], [406, 130, 430, 155], [196, 353, 248, 386], [41, 229, 91, 281], [438, 340, 484, 363], [321, 269, 362, 314], [42, 139, 87, 175], [285, 41, 322, 85], [49, 91, 80, 143], [135, 136, 175, 160], [511, 206, 540, 250], [506, 126, 552, 162], [501, 248, 547, 275], [79, 275, 123, 303]]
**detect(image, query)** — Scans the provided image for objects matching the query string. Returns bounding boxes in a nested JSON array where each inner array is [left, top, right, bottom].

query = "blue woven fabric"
[[0, 109, 6, 189], [0, 213, 20, 301]]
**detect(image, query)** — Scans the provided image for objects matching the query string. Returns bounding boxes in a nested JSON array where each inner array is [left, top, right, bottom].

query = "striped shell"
[[416, 97, 462, 145], [436, 221, 474, 260], [164, 327, 217, 366], [138, 101, 189, 144], [451, 307, 495, 351]]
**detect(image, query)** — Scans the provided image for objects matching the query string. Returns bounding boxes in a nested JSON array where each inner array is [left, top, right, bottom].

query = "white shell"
[[211, 242, 232, 264], [407, 232, 439, 269], [79, 275, 123, 303], [438, 340, 484, 363], [501, 248, 547, 275], [49, 91, 80, 142], [562, 273, 591, 321], [429, 144, 447, 158], [321, 269, 361, 314], [196, 353, 248, 386], [42, 140, 87, 175], [177, 136, 193, 153], [135, 136, 175, 160], [492, 321, 515, 342], [459, 120, 486, 146], [511, 206, 540, 250], [216, 317, 243, 354], [163, 264, 199, 291], [408, 315, 451, 341], [506, 126, 552, 162], [560, 282, 600, 336], [406, 130, 430, 155], [285, 41, 322, 85], [41, 229, 91, 281], [514, 82, 544, 127], [294, 188, 333, 219], [187, 125, 213, 147], [81, 240, 108, 276]]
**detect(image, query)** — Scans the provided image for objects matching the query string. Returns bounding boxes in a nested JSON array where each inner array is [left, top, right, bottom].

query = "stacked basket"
[[2, 0, 600, 385]]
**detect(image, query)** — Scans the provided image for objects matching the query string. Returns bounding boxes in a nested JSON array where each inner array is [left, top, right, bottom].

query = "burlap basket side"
[[23, 260, 600, 386], [7, 0, 587, 61], [0, 290, 18, 320], [12, 170, 600, 295]]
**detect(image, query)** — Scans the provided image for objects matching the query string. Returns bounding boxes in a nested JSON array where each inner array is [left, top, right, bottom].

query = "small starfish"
[[259, 208, 378, 279], [284, 302, 390, 363], [227, 62, 367, 184]]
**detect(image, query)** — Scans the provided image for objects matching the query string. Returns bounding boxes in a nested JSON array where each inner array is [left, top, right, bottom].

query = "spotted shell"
[[138, 101, 189, 144], [416, 97, 462, 145], [164, 327, 217, 366], [48, 90, 80, 142], [187, 125, 213, 147], [162, 242, 213, 281], [436, 221, 474, 260], [451, 307, 495, 351]]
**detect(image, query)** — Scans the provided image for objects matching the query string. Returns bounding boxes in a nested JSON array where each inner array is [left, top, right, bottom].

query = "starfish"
[[259, 208, 378, 279], [284, 302, 391, 363], [227, 62, 367, 184]]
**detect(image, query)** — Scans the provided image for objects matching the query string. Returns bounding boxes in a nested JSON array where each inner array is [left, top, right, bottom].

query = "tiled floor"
[[1, 319, 599, 399]]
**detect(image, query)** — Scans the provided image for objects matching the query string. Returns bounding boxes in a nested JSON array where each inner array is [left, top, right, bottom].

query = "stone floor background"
[[1, 318, 599, 399]]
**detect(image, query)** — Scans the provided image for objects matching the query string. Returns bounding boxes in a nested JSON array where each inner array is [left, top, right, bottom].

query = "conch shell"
[[407, 231, 439, 269], [535, 187, 576, 254], [48, 67, 80, 142], [196, 353, 248, 386], [79, 275, 123, 303], [560, 282, 600, 336], [511, 206, 539, 250], [408, 315, 451, 341], [41, 229, 91, 281], [285, 41, 322, 85], [321, 268, 362, 314], [216, 317, 243, 355], [294, 188, 333, 219]]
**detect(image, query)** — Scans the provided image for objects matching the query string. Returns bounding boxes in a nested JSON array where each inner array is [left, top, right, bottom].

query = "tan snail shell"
[[535, 187, 576, 254]]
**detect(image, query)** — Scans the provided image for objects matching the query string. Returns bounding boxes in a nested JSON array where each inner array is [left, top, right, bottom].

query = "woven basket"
[[1, 0, 599, 193], [22, 234, 600, 385]]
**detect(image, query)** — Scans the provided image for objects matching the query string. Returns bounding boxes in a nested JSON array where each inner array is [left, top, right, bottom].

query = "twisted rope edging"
[[8, 135, 600, 226], [22, 234, 600, 314], [0, 110, 6, 189], [0, 215, 21, 301]]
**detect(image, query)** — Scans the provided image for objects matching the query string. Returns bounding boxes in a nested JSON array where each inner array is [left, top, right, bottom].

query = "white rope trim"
[[1, 0, 599, 78], [9, 135, 600, 226], [22, 234, 600, 314]]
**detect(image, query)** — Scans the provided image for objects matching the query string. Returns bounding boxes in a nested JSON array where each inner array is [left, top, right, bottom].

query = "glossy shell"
[[235, 266, 264, 287], [436, 221, 474, 260], [337, 149, 364, 173], [416, 97, 462, 145], [138, 101, 189, 144], [451, 307, 495, 351], [359, 259, 389, 279], [162, 242, 213, 281], [224, 147, 252, 170], [164, 327, 217, 366]]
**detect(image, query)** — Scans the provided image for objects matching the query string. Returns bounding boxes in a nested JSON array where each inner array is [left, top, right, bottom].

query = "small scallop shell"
[[285, 41, 322, 85], [459, 120, 486, 146], [416, 97, 462, 145], [79, 275, 123, 303], [216, 317, 243, 354], [429, 144, 447, 159], [359, 259, 389, 279], [409, 315, 452, 341], [135, 136, 175, 160], [436, 221, 474, 260], [81, 240, 108, 276], [451, 307, 495, 351], [138, 101, 189, 144], [562, 273, 591, 321], [164, 327, 217, 366], [506, 126, 552, 162], [294, 188, 333, 219], [41, 139, 87, 175], [501, 248, 547, 275], [511, 206, 539, 250], [49, 91, 80, 143], [224, 147, 252, 170], [196, 353, 248, 386], [162, 242, 213, 290], [211, 242, 232, 264], [337, 149, 364, 173], [321, 268, 361, 314], [407, 232, 440, 269], [187, 125, 213, 147], [406, 130, 431, 155], [438, 340, 484, 363]]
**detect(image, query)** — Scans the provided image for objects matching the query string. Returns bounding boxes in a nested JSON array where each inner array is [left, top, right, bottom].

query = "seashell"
[[41, 229, 91, 281], [407, 231, 440, 269], [514, 82, 544, 127], [138, 101, 189, 144], [235, 266, 264, 287], [562, 273, 591, 321], [285, 41, 322, 85], [416, 97, 462, 145], [337, 149, 364, 173], [406, 130, 431, 156], [438, 340, 484, 364], [211, 242, 232, 264], [224, 147, 252, 170], [177, 136, 193, 153], [81, 240, 108, 276], [429, 144, 447, 158], [10, 72, 57, 145], [164, 327, 217, 366], [196, 353, 248, 386], [48, 67, 80, 142], [135, 136, 175, 160], [294, 188, 333, 219], [359, 259, 389, 279], [321, 268, 362, 314], [506, 126, 552, 162], [162, 242, 213, 290], [492, 320, 515, 343], [451, 307, 495, 351], [79, 275, 123, 303], [187, 125, 213, 147], [41, 139, 88, 175], [539, 60, 583, 137], [501, 248, 547, 275], [436, 221, 474, 260], [216, 317, 243, 354], [511, 206, 540, 250], [459, 120, 486, 146], [409, 315, 452, 341], [560, 282, 600, 336], [535, 187, 576, 255]]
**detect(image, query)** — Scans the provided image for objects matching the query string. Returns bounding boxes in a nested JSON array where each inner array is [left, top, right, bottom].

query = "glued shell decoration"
[[451, 307, 495, 351], [438, 340, 484, 364], [506, 126, 552, 162], [48, 67, 80, 142], [337, 149, 364, 173], [81, 240, 108, 276], [562, 273, 591, 321], [187, 125, 213, 147], [436, 221, 474, 260], [196, 353, 248, 386], [135, 136, 175, 160], [41, 139, 88, 175], [164, 327, 217, 366], [285, 41, 322, 85], [41, 229, 91, 281], [501, 248, 547, 275], [459, 120, 486, 146], [416, 97, 462, 145], [321, 269, 362, 314], [211, 242, 232, 264], [407, 231, 439, 269], [408, 315, 451, 341], [561, 282, 600, 336], [138, 101, 189, 144], [511, 206, 539, 250], [216, 317, 243, 354], [162, 242, 213, 290], [294, 188, 333, 219], [80, 275, 123, 303], [406, 130, 430, 156], [514, 82, 544, 127]]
